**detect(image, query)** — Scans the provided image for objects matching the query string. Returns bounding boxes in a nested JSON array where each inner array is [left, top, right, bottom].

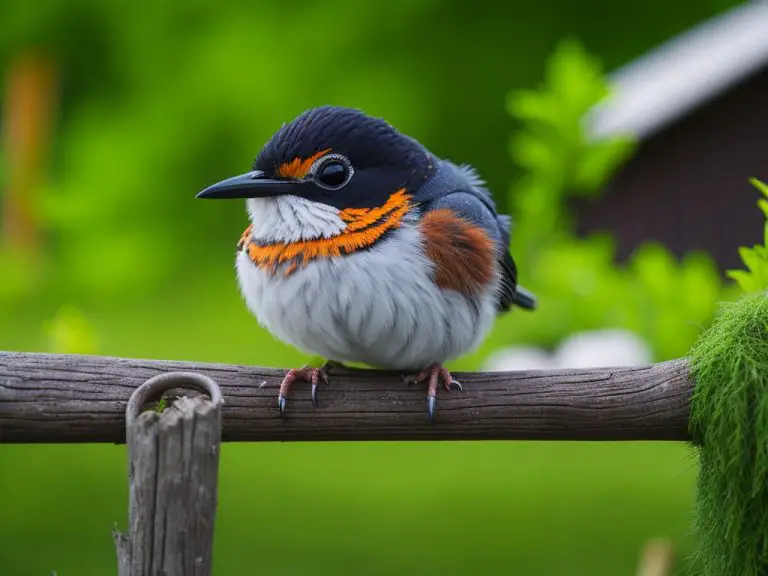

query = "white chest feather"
[[246, 196, 348, 243], [235, 196, 499, 370]]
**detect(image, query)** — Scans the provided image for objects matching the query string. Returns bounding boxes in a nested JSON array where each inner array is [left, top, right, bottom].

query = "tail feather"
[[513, 285, 537, 310]]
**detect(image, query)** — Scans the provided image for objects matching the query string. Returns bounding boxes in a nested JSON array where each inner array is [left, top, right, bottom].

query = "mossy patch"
[[689, 291, 768, 575]]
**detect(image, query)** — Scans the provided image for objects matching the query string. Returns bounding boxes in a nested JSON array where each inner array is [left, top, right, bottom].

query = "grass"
[[0, 271, 701, 575], [0, 442, 697, 575], [689, 292, 768, 575]]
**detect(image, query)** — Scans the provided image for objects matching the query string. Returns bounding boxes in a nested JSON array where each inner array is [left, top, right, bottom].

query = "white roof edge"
[[585, 0, 768, 141]]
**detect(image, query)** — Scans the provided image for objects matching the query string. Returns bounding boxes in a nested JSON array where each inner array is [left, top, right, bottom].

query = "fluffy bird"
[[197, 106, 536, 420]]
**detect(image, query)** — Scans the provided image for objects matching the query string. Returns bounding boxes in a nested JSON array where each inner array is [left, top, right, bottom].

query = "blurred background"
[[1, 0, 767, 573]]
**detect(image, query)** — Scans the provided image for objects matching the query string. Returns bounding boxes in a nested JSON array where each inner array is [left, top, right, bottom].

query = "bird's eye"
[[319, 162, 347, 187], [313, 155, 353, 190]]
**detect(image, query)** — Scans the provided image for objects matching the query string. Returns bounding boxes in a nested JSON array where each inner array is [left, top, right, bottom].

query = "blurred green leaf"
[[463, 38, 727, 366], [504, 38, 638, 266], [570, 136, 636, 193], [726, 179, 768, 295], [751, 177, 768, 198], [43, 305, 99, 355]]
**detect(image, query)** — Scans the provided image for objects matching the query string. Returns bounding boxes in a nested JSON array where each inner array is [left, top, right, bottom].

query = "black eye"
[[317, 160, 350, 189]]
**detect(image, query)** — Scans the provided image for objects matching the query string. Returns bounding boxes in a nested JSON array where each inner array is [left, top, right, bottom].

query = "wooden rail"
[[0, 351, 692, 443], [0, 350, 696, 575]]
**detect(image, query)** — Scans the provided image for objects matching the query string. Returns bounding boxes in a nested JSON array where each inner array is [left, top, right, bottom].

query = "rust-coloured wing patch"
[[420, 209, 495, 300]]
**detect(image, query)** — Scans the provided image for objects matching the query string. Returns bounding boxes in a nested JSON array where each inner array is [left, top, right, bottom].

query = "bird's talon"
[[403, 364, 460, 421], [273, 366, 329, 414], [448, 379, 463, 392]]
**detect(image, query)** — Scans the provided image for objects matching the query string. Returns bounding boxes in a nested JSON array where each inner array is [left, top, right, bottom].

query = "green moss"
[[154, 397, 168, 413], [689, 291, 768, 575]]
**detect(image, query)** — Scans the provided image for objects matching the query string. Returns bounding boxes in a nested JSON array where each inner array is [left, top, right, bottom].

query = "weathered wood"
[[0, 351, 693, 443], [114, 372, 222, 576]]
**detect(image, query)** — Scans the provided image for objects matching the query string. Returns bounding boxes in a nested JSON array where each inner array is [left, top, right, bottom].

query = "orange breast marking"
[[240, 189, 412, 276], [339, 189, 411, 232], [276, 149, 331, 179]]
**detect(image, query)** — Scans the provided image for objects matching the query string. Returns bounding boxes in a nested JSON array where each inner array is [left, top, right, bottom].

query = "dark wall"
[[574, 66, 768, 272]]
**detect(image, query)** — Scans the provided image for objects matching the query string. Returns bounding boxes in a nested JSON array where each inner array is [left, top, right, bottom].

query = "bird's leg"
[[402, 363, 462, 422], [260, 365, 329, 415]]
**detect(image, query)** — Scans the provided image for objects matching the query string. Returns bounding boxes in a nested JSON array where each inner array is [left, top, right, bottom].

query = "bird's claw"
[[311, 370, 330, 408], [427, 395, 436, 422], [263, 366, 330, 416], [447, 379, 463, 392], [311, 384, 319, 408], [403, 364, 462, 422]]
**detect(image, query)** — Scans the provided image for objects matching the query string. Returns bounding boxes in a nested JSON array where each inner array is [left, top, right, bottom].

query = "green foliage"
[[0, 440, 696, 576], [505, 38, 636, 259], [463, 39, 726, 367], [0, 246, 40, 304], [727, 179, 768, 293], [687, 183, 768, 575], [626, 244, 722, 361], [508, 39, 635, 192], [689, 292, 768, 575], [4, 0, 441, 304], [43, 305, 99, 354]]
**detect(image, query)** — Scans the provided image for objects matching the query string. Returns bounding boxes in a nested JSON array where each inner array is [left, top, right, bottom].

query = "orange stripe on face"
[[240, 189, 412, 275], [276, 149, 331, 179]]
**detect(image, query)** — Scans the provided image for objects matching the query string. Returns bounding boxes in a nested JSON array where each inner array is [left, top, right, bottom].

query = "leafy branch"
[[727, 178, 768, 293]]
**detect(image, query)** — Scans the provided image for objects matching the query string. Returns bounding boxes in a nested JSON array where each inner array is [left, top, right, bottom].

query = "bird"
[[197, 105, 536, 420]]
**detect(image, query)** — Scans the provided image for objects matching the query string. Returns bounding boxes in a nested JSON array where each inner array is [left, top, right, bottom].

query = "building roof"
[[585, 0, 768, 141]]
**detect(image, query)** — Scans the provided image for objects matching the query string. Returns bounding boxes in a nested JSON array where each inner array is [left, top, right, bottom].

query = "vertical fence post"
[[114, 372, 223, 576]]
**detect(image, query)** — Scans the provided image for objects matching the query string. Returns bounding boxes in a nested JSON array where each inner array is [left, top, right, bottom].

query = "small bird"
[[197, 106, 536, 420]]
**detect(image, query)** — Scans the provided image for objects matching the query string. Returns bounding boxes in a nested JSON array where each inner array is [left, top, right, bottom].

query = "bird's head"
[[196, 106, 436, 211]]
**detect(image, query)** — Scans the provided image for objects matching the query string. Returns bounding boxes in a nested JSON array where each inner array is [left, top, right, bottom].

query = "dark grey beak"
[[196, 170, 300, 199]]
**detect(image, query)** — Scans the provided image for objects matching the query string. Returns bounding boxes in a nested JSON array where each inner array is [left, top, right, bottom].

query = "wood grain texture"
[[114, 372, 222, 576], [0, 351, 693, 443]]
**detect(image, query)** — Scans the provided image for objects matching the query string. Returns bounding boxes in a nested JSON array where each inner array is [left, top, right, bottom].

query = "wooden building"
[[577, 0, 768, 272]]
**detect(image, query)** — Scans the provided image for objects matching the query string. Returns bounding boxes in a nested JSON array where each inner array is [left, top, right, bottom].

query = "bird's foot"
[[402, 363, 462, 422], [260, 365, 329, 415]]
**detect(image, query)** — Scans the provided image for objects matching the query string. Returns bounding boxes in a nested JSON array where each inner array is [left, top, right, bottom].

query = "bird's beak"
[[196, 170, 300, 199]]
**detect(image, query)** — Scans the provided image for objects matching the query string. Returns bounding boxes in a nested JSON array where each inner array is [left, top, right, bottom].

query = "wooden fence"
[[0, 351, 692, 575]]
